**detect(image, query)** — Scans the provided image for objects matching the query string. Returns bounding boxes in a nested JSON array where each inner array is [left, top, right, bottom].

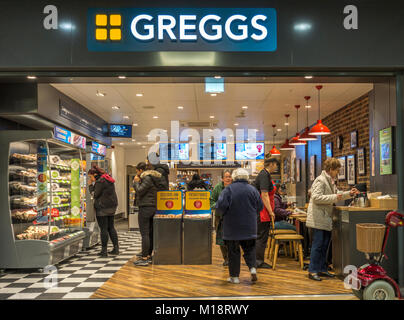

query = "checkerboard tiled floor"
[[0, 231, 141, 300]]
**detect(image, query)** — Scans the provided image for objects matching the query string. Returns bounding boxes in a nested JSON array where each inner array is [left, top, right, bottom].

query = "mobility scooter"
[[352, 211, 404, 300]]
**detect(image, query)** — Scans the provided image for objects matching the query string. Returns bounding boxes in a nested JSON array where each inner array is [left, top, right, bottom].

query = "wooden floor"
[[92, 239, 355, 299]]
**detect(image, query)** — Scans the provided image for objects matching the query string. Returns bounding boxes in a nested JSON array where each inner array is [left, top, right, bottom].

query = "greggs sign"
[[87, 8, 277, 51]]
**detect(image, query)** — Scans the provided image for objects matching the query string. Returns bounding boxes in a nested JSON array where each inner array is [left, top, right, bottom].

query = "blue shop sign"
[[87, 8, 277, 52]]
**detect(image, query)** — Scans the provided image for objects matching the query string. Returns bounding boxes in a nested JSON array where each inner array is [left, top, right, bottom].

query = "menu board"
[[379, 127, 394, 175], [91, 142, 107, 156], [235, 143, 265, 160], [199, 143, 213, 160], [108, 124, 132, 138], [54, 126, 86, 149], [214, 143, 227, 160], [160, 143, 189, 161]]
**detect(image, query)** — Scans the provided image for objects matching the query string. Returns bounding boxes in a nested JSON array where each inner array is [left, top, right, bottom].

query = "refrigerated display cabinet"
[[0, 131, 86, 270]]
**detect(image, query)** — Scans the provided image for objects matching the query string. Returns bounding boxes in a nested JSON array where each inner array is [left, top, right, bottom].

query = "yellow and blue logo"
[[87, 8, 277, 52], [95, 13, 122, 41]]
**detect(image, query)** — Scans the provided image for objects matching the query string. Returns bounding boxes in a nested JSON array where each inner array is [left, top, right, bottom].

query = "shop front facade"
[[0, 0, 403, 297]]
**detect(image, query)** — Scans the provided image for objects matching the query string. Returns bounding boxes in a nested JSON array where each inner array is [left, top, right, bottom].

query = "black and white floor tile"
[[0, 231, 141, 300]]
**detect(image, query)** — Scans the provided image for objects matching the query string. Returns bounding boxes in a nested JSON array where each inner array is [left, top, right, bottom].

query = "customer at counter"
[[307, 158, 359, 281], [254, 157, 279, 269], [210, 169, 233, 266], [274, 183, 296, 231], [216, 168, 263, 284]]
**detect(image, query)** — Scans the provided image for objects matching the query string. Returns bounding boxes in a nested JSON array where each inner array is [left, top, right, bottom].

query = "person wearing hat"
[[216, 168, 263, 284]]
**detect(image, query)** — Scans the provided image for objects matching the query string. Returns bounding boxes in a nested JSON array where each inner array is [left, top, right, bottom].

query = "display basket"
[[356, 223, 386, 253]]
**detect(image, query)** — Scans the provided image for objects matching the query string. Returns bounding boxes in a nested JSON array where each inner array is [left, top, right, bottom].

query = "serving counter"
[[332, 206, 398, 280]]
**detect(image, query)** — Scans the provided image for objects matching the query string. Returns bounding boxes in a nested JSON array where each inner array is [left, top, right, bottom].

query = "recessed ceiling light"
[[118, 75, 126, 79], [133, 123, 138, 126], [242, 106, 248, 109], [234, 123, 239, 126], [123, 116, 129, 119], [153, 116, 159, 119], [112, 106, 120, 110], [27, 75, 37, 79], [136, 93, 143, 97], [132, 139, 136, 142], [209, 115, 215, 119], [214, 75, 221, 79], [304, 75, 313, 79], [210, 93, 217, 97], [277, 128, 282, 132], [119, 143, 124, 145], [305, 105, 312, 109], [285, 122, 290, 126], [177, 106, 184, 110], [96, 91, 106, 97]]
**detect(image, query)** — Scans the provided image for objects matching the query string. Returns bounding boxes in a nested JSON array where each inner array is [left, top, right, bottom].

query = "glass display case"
[[0, 131, 86, 270]]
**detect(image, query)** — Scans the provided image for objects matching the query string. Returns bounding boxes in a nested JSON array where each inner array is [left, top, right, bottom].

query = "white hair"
[[232, 168, 249, 181]]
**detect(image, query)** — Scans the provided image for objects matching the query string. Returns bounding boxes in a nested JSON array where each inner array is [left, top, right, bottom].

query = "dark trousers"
[[225, 239, 256, 278], [138, 206, 155, 258], [96, 215, 119, 249], [308, 228, 332, 273], [256, 219, 271, 266]]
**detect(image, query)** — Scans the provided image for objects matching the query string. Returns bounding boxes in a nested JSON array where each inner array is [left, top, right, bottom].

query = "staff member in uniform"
[[210, 169, 233, 266], [306, 158, 359, 281], [254, 157, 279, 269]]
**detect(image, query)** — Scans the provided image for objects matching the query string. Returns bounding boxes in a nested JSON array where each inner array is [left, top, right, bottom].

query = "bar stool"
[[268, 219, 304, 270], [266, 218, 297, 259]]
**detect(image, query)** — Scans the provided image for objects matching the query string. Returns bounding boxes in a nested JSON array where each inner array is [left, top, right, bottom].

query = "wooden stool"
[[269, 234, 304, 270], [266, 228, 297, 259]]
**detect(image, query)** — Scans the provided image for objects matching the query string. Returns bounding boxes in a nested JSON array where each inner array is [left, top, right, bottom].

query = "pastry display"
[[11, 153, 37, 161], [16, 226, 48, 240], [11, 209, 37, 221], [9, 182, 36, 194], [11, 196, 37, 206]]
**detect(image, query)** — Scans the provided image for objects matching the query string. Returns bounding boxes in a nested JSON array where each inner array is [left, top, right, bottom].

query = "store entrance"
[[0, 73, 401, 299]]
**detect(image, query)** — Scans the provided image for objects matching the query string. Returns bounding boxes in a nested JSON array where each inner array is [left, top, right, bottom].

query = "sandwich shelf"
[[0, 131, 87, 270]]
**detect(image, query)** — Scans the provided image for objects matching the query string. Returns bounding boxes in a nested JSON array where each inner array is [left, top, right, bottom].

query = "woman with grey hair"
[[210, 169, 233, 266], [216, 168, 263, 284]]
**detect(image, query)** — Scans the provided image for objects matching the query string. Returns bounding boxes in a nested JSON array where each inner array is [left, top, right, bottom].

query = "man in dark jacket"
[[274, 183, 296, 231], [88, 166, 119, 257], [216, 168, 263, 284], [133, 162, 162, 266]]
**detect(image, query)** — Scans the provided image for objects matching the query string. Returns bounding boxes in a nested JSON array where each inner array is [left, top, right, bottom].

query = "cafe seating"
[[268, 218, 304, 270]]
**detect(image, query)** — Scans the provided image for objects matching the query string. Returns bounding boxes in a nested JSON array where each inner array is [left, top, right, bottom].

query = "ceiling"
[[51, 81, 373, 148]]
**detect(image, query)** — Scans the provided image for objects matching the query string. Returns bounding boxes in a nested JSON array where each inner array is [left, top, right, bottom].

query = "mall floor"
[[0, 218, 357, 300]]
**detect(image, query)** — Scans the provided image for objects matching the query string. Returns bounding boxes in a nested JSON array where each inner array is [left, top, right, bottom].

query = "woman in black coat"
[[88, 166, 119, 257]]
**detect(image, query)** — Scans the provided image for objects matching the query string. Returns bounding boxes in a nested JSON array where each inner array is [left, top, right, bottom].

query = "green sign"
[[379, 127, 394, 175], [70, 159, 81, 217]]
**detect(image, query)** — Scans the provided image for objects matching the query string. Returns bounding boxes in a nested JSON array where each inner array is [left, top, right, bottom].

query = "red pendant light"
[[270, 124, 281, 156], [309, 85, 331, 136], [299, 95, 318, 141], [290, 105, 307, 146], [280, 114, 295, 150]]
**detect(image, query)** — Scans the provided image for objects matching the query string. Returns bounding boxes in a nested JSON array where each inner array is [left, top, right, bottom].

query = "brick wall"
[[321, 92, 370, 191]]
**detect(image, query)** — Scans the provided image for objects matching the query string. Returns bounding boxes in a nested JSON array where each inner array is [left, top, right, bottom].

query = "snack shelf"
[[0, 130, 87, 269]]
